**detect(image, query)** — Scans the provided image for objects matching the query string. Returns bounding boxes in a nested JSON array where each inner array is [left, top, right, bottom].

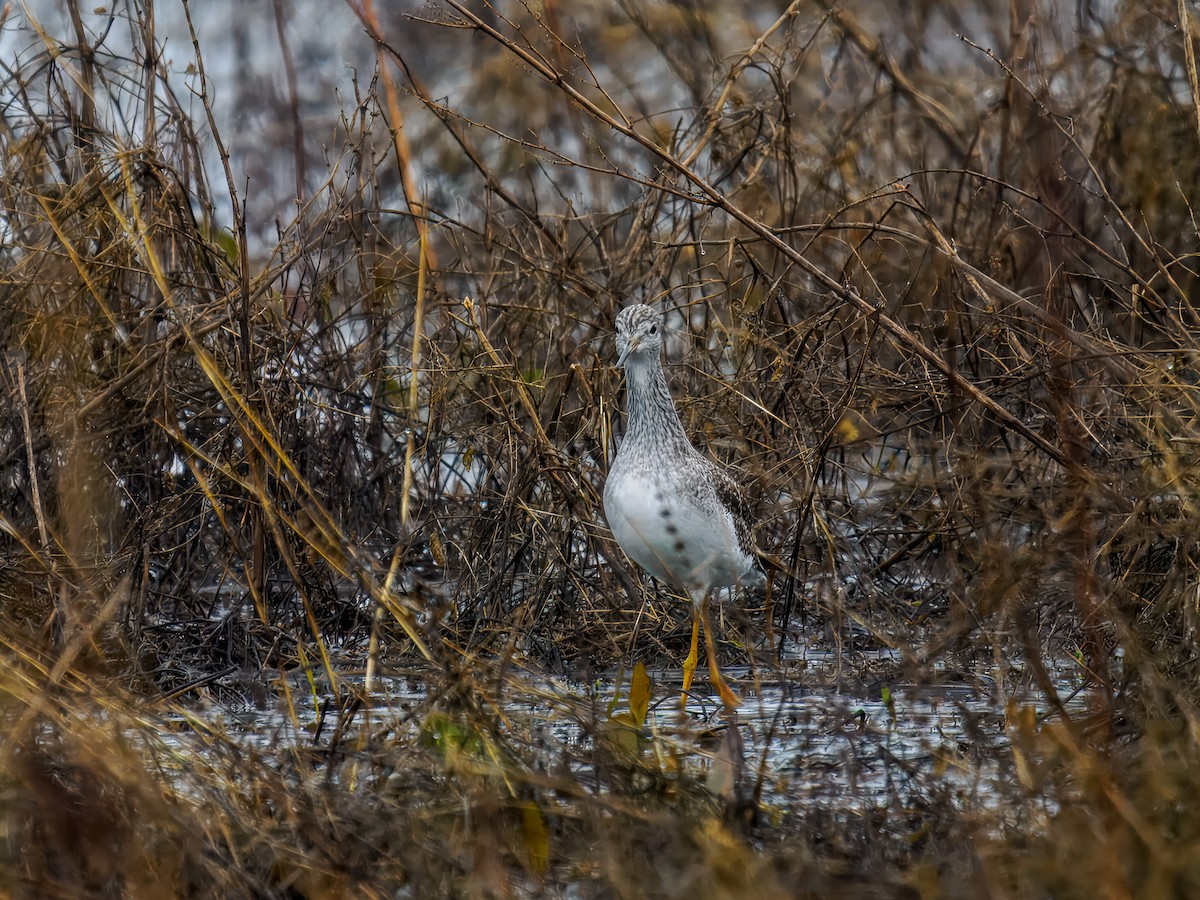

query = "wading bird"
[[603, 304, 763, 710]]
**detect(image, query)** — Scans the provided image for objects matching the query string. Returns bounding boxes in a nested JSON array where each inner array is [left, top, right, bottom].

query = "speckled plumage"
[[603, 304, 763, 604]]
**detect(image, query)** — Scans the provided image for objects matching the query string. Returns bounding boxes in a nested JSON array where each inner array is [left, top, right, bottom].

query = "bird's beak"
[[616, 337, 638, 368]]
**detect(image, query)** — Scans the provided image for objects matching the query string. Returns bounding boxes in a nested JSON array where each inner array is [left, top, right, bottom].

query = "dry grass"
[[4, 0, 1200, 896]]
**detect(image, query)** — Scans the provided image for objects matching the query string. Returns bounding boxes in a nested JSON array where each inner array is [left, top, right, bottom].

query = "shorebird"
[[603, 304, 763, 709]]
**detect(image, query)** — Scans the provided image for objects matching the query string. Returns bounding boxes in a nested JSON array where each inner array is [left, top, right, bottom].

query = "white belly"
[[604, 467, 746, 595]]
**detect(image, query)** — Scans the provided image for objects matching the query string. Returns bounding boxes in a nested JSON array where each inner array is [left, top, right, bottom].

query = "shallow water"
[[153, 645, 1096, 825]]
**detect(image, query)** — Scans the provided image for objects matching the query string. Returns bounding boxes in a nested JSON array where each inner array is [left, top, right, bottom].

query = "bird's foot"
[[710, 663, 742, 710]]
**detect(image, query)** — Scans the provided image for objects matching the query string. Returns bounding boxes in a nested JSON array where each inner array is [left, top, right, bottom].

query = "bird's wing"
[[704, 459, 758, 562]]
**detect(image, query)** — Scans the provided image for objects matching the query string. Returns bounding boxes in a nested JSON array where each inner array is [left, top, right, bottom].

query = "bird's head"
[[614, 304, 664, 368]]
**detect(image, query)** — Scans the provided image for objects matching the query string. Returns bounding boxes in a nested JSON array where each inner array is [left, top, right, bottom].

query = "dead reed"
[[3, 0, 1200, 896]]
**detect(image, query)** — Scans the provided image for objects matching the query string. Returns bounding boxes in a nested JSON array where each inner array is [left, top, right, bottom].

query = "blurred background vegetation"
[[4, 0, 1200, 896]]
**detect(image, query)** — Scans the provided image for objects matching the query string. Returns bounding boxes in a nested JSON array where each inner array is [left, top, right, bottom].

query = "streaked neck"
[[621, 353, 692, 453]]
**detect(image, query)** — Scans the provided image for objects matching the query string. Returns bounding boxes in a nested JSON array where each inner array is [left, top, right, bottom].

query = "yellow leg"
[[701, 598, 741, 710], [681, 608, 700, 702]]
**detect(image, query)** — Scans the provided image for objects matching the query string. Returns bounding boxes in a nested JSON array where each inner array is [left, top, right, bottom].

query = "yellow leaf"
[[630, 662, 651, 727], [521, 802, 550, 876], [429, 531, 446, 567], [834, 410, 869, 443], [1005, 700, 1040, 792]]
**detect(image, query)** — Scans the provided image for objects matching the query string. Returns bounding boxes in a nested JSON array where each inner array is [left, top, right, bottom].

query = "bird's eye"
[[649, 325, 658, 335]]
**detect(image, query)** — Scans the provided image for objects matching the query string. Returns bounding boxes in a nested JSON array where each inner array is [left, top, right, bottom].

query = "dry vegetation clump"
[[5, 0, 1200, 895]]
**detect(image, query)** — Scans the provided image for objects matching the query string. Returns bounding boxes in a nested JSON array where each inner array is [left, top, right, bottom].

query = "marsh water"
[[154, 643, 1095, 823]]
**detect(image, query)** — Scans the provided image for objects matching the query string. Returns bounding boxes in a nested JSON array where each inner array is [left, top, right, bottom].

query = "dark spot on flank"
[[665, 523, 678, 535], [655, 492, 664, 503], [673, 540, 686, 552], [660, 508, 671, 518]]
